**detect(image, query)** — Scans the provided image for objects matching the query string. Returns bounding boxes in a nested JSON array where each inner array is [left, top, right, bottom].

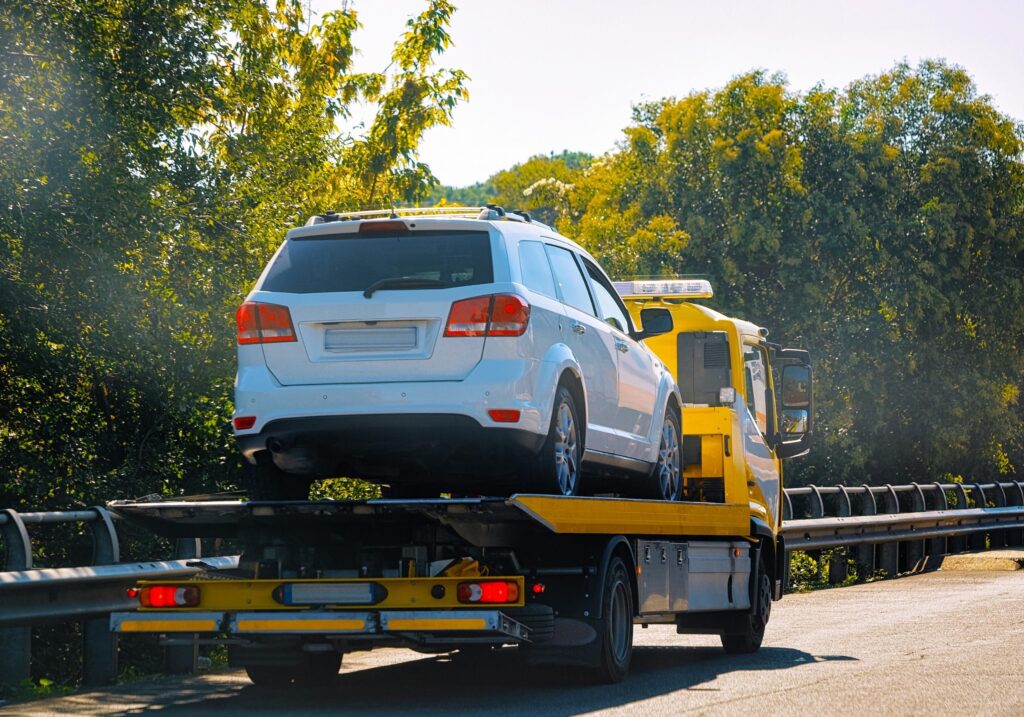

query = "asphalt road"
[[4, 569, 1022, 716]]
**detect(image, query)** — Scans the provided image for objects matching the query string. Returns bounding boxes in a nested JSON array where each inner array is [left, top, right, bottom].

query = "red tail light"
[[444, 295, 530, 337], [236, 302, 297, 345], [139, 585, 200, 608], [456, 580, 520, 604]]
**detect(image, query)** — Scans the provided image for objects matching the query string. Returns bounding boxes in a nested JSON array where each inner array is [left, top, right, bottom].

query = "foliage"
[[0, 0, 467, 520], [428, 150, 592, 225], [538, 62, 1023, 487]]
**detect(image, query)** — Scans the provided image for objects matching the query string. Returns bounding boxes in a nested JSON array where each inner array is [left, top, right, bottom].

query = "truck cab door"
[[742, 342, 781, 527]]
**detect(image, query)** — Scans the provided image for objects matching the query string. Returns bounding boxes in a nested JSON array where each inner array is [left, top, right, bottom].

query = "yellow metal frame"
[[135, 576, 525, 611], [511, 495, 749, 536]]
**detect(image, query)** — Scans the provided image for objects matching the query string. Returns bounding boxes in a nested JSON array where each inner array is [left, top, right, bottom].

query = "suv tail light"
[[444, 295, 530, 337], [236, 302, 297, 345]]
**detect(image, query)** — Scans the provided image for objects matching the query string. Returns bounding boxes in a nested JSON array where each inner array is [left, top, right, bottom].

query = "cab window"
[[544, 245, 595, 315], [582, 259, 632, 334], [743, 345, 769, 435]]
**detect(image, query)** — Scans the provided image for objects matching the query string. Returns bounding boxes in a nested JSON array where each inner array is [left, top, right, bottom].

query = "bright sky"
[[327, 0, 1024, 187]]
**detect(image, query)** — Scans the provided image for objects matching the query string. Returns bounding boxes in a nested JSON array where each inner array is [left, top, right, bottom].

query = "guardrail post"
[[82, 507, 120, 686], [854, 486, 876, 581], [990, 483, 1008, 549], [1011, 481, 1024, 547], [927, 482, 949, 560], [1, 509, 33, 693], [906, 484, 926, 571], [879, 486, 900, 578], [969, 484, 988, 551], [164, 538, 202, 675], [948, 484, 970, 554], [807, 486, 825, 584], [829, 487, 851, 585]]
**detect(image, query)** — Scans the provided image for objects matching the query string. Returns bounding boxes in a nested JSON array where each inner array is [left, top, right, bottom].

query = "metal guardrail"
[[1, 481, 1022, 691]]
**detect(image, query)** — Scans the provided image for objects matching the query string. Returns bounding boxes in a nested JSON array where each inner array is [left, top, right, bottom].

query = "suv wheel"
[[531, 386, 582, 496], [642, 405, 681, 501], [248, 453, 312, 501]]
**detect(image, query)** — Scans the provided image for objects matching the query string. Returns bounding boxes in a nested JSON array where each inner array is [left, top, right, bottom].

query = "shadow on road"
[[75, 644, 856, 716]]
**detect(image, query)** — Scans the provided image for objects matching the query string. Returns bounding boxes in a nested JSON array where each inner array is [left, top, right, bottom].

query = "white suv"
[[233, 207, 682, 500]]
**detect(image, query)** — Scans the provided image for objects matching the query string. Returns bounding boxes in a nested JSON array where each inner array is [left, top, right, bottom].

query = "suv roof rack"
[[305, 205, 551, 230]]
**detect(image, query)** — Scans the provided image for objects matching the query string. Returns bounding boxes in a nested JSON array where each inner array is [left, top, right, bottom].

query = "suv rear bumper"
[[236, 414, 545, 484]]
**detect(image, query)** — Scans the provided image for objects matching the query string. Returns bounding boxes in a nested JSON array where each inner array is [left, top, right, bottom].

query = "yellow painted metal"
[[119, 619, 218, 632], [136, 576, 525, 611], [511, 495, 749, 536], [386, 618, 488, 631], [236, 618, 366, 632], [700, 435, 724, 477]]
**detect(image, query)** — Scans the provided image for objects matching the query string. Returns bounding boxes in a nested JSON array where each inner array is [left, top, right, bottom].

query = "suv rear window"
[[259, 231, 493, 294]]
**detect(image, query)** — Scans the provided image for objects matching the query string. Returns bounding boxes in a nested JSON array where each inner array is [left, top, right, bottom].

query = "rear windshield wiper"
[[363, 277, 446, 298]]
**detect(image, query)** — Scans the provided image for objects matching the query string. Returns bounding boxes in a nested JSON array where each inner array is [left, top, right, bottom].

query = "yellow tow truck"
[[109, 278, 813, 686]]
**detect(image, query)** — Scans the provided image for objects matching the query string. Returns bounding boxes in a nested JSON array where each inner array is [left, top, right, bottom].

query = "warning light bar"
[[612, 279, 714, 299]]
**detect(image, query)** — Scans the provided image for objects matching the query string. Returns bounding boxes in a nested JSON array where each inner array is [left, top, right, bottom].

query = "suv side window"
[[582, 259, 632, 334], [517, 240, 557, 298], [544, 245, 596, 315]]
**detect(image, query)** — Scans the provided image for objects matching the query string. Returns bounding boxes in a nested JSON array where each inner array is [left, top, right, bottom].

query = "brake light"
[[444, 295, 530, 337], [358, 220, 409, 234], [488, 295, 530, 336], [139, 585, 200, 608], [236, 302, 297, 345], [456, 580, 520, 604]]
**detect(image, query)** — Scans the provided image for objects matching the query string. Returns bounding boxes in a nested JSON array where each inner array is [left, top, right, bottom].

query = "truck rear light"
[[236, 302, 297, 345], [456, 580, 520, 604], [444, 295, 530, 337], [488, 409, 521, 423], [233, 416, 256, 430], [139, 585, 200, 608]]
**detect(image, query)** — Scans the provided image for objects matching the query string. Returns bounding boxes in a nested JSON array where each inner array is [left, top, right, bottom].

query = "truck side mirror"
[[635, 308, 673, 341], [775, 351, 812, 459]]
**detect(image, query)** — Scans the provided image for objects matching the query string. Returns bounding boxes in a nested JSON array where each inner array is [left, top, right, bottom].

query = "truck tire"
[[531, 386, 583, 496], [244, 651, 342, 687], [639, 404, 682, 500], [591, 556, 634, 683], [248, 453, 312, 501], [506, 603, 555, 644], [721, 553, 771, 654]]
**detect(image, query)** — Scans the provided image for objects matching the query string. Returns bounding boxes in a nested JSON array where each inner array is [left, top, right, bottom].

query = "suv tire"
[[248, 453, 312, 501], [531, 386, 583, 496]]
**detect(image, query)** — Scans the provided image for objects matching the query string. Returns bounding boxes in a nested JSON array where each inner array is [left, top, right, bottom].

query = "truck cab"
[[618, 279, 813, 592]]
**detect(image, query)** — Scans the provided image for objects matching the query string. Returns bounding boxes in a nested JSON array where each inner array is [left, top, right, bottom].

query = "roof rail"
[[304, 205, 552, 230]]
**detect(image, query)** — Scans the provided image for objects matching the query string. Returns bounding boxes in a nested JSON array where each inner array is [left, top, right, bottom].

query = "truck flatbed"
[[108, 494, 751, 542]]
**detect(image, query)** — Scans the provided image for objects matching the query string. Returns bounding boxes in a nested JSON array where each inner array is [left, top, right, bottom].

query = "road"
[[4, 569, 1022, 716]]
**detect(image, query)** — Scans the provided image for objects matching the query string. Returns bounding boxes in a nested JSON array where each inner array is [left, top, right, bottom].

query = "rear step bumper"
[[111, 609, 531, 642]]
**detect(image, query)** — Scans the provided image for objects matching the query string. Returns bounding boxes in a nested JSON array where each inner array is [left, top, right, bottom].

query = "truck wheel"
[[293, 651, 342, 684], [641, 405, 682, 501], [591, 556, 634, 683], [248, 453, 312, 501], [244, 651, 341, 687], [531, 386, 582, 496], [245, 664, 298, 687], [721, 554, 771, 654]]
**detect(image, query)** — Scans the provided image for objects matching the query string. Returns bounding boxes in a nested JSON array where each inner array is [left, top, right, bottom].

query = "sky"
[[323, 0, 1024, 187]]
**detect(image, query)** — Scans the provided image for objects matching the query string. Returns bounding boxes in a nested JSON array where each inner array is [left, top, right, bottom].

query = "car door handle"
[[571, 322, 587, 335], [615, 341, 629, 353]]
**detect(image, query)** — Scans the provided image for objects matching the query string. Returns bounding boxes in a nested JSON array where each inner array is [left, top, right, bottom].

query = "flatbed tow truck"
[[108, 280, 814, 685]]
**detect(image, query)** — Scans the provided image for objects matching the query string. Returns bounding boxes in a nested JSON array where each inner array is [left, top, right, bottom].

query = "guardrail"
[[1, 481, 1022, 692], [0, 506, 234, 691]]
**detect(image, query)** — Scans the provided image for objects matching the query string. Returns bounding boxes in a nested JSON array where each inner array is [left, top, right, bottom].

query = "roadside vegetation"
[[1, 0, 1022, 696]]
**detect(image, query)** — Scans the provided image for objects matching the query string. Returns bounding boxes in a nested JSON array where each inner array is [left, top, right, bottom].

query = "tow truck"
[[108, 279, 813, 685]]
